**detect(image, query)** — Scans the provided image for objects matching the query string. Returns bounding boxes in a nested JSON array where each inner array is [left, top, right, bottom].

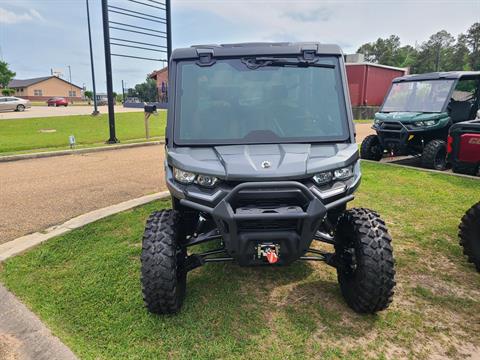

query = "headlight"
[[333, 167, 353, 180], [173, 168, 196, 184], [415, 120, 436, 127], [196, 174, 219, 187], [173, 167, 219, 187], [313, 166, 353, 185], [374, 119, 382, 125], [313, 172, 333, 185]]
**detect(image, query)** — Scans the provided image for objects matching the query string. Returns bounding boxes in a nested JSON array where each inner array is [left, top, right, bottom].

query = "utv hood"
[[167, 143, 358, 181], [375, 111, 449, 123]]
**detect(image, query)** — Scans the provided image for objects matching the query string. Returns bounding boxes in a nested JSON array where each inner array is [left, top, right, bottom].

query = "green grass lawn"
[[1, 162, 480, 359], [0, 112, 166, 155]]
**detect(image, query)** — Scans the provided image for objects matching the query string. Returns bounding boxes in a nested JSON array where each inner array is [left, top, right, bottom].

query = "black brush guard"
[[181, 181, 327, 266]]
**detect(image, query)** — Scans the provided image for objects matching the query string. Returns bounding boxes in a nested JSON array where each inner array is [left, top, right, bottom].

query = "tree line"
[[357, 22, 480, 73]]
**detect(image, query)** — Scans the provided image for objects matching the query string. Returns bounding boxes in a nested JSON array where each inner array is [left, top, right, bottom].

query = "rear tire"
[[452, 163, 478, 176], [421, 139, 447, 170], [360, 135, 383, 161], [16, 104, 25, 112], [141, 209, 187, 314], [335, 208, 395, 313], [459, 202, 480, 272]]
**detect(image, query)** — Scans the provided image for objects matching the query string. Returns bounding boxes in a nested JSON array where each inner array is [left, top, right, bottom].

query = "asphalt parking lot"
[[0, 105, 142, 120]]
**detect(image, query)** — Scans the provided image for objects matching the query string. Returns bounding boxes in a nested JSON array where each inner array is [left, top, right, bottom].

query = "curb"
[[364, 159, 480, 180], [0, 140, 164, 163], [0, 191, 170, 262]]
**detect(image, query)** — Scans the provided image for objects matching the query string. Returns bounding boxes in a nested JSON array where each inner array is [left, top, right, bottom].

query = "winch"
[[256, 243, 280, 264]]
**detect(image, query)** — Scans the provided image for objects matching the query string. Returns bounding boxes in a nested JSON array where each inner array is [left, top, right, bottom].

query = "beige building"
[[8, 76, 83, 101]]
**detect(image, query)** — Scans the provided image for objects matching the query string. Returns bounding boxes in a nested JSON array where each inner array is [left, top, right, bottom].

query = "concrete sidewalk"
[[0, 285, 78, 360]]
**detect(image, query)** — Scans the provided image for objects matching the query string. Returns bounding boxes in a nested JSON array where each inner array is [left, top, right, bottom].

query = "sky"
[[0, 0, 479, 93]]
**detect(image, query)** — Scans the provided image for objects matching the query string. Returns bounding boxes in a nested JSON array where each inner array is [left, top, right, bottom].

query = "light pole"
[[86, 0, 99, 115], [166, 0, 172, 61], [101, 0, 118, 144]]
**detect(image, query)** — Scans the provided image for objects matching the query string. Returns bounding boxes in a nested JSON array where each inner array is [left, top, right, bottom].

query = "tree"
[[84, 90, 93, 100], [466, 22, 480, 70], [394, 45, 418, 69], [356, 23, 478, 74], [450, 34, 471, 71], [357, 35, 401, 65], [134, 78, 158, 102], [415, 30, 454, 73], [0, 61, 15, 89], [1, 88, 14, 96]]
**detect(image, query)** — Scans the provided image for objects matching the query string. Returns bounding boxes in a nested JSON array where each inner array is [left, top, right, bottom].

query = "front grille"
[[236, 198, 299, 209], [381, 122, 403, 131], [238, 219, 298, 231]]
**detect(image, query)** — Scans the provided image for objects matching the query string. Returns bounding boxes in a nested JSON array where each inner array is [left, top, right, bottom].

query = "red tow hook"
[[266, 249, 278, 264]]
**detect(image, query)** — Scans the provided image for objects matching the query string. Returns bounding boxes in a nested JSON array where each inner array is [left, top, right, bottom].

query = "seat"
[[449, 101, 474, 123]]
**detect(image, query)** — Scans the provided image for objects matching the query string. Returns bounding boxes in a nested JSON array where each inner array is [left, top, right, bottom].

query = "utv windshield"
[[174, 57, 349, 145], [381, 79, 455, 113]]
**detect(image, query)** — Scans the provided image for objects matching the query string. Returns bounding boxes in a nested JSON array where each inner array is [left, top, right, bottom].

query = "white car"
[[0, 96, 31, 112]]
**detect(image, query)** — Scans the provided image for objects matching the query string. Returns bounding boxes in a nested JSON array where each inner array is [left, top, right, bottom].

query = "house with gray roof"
[[8, 76, 83, 102]]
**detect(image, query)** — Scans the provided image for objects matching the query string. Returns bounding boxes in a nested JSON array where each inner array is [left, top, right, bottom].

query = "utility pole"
[[121, 80, 126, 103], [68, 65, 73, 103], [86, 0, 99, 115], [101, 0, 118, 143]]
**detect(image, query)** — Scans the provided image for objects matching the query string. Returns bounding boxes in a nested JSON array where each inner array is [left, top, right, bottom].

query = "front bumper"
[[167, 171, 359, 266], [374, 121, 422, 153]]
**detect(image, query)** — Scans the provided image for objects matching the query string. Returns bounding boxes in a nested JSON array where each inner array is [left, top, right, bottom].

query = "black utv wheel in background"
[[141, 210, 187, 314], [334, 208, 395, 313], [421, 139, 447, 170], [360, 134, 383, 161], [459, 202, 480, 272]]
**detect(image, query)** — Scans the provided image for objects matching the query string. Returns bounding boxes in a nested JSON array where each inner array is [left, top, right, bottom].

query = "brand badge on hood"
[[261, 161, 271, 169]]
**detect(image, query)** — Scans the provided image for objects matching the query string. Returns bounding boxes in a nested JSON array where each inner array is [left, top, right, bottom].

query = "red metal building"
[[346, 63, 408, 106]]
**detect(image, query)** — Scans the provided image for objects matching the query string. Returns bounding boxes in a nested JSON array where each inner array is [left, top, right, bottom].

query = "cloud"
[[0, 7, 45, 24], [174, 1, 479, 54], [283, 8, 332, 22]]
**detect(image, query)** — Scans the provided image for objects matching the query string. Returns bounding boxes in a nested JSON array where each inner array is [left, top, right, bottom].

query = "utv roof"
[[171, 42, 344, 60], [393, 71, 480, 82]]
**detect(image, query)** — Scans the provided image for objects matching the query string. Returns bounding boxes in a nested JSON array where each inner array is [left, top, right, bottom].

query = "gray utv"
[[141, 42, 396, 315]]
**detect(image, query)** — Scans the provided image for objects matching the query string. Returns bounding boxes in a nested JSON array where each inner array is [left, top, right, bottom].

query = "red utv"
[[447, 111, 480, 176]]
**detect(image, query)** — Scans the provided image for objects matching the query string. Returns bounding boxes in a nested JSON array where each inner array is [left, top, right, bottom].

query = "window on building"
[[69, 90, 76, 97], [34, 89, 43, 96]]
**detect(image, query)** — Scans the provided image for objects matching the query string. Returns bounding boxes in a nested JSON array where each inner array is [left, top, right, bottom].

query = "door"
[[7, 98, 19, 110], [0, 98, 8, 111]]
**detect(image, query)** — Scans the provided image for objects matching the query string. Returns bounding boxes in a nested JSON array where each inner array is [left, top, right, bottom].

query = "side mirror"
[[477, 110, 480, 119]]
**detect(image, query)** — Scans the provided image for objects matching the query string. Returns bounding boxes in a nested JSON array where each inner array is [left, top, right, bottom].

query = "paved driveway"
[[355, 123, 374, 143], [0, 145, 166, 243], [0, 105, 142, 120]]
